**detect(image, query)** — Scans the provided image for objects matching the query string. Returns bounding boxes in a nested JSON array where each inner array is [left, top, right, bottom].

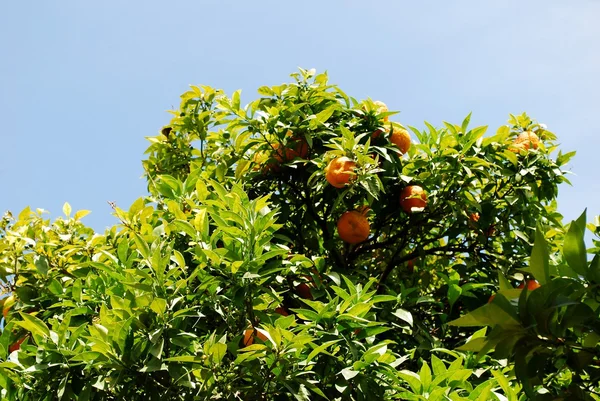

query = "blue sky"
[[1, 1, 598, 231]]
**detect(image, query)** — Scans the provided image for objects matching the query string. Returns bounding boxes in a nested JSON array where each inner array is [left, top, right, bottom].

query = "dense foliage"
[[0, 68, 598, 400]]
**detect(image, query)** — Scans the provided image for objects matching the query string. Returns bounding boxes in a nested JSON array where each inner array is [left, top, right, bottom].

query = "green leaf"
[[431, 355, 446, 376], [16, 312, 50, 338], [133, 233, 150, 259], [363, 343, 388, 364], [502, 150, 518, 166], [209, 343, 227, 364], [563, 209, 588, 276], [315, 105, 337, 124], [497, 271, 513, 291], [150, 298, 167, 316], [398, 370, 422, 393], [419, 362, 432, 391], [392, 308, 413, 327], [170, 219, 197, 238], [164, 355, 206, 363], [74, 210, 91, 220], [63, 202, 72, 217], [448, 284, 462, 307], [231, 89, 241, 111], [33, 255, 49, 276], [448, 297, 520, 328], [341, 367, 359, 380], [521, 226, 550, 284], [306, 340, 342, 364], [70, 352, 102, 362], [461, 113, 471, 133]]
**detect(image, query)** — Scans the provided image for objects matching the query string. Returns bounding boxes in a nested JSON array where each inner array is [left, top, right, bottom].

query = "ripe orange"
[[9, 336, 26, 353], [274, 136, 309, 163], [373, 101, 389, 122], [372, 128, 384, 139], [388, 125, 411, 155], [363, 101, 389, 121], [253, 151, 277, 173], [253, 132, 309, 173], [3, 295, 15, 319], [337, 208, 370, 244], [275, 306, 289, 316], [510, 131, 540, 153], [295, 283, 313, 300], [400, 186, 427, 213], [243, 327, 268, 347], [407, 259, 415, 273], [325, 157, 356, 188], [517, 280, 540, 291]]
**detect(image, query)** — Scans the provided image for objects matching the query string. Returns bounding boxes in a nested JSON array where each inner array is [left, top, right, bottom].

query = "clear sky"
[[1, 1, 598, 232]]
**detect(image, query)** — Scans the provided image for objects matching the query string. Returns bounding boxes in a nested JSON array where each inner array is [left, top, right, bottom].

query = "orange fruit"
[[3, 295, 15, 319], [373, 101, 389, 122], [289, 137, 309, 160], [243, 327, 268, 347], [295, 283, 313, 300], [325, 157, 356, 188], [517, 280, 540, 291], [253, 150, 279, 173], [388, 125, 411, 155], [510, 131, 540, 153], [362, 101, 389, 122], [253, 132, 309, 173], [9, 336, 26, 353], [274, 136, 309, 163], [400, 186, 427, 213], [337, 208, 370, 244], [275, 306, 289, 316]]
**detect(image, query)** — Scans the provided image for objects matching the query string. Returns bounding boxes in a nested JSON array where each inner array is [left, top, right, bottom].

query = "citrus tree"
[[0, 68, 594, 400]]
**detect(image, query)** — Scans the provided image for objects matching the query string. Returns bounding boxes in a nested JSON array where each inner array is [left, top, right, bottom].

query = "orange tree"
[[0, 68, 592, 400]]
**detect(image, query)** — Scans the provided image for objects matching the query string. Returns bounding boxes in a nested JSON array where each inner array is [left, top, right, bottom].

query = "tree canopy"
[[1, 68, 599, 400]]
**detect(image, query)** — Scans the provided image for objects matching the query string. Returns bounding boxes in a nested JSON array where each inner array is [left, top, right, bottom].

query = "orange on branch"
[[275, 306, 289, 316], [275, 135, 309, 163], [325, 157, 356, 188], [362, 100, 389, 121], [400, 186, 427, 213], [253, 150, 279, 173], [373, 101, 389, 122], [510, 131, 540, 153], [388, 124, 411, 155], [3, 295, 15, 319], [9, 336, 26, 353], [518, 280, 540, 291], [295, 283, 314, 300], [337, 209, 370, 245], [243, 328, 268, 347]]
